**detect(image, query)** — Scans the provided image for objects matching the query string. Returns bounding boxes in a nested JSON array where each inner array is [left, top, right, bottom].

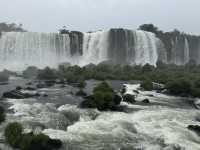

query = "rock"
[[188, 125, 200, 135], [120, 87, 126, 94], [3, 89, 40, 99], [3, 90, 25, 99], [60, 84, 66, 88], [55, 79, 65, 85], [76, 90, 87, 97], [152, 82, 165, 90], [36, 83, 46, 89], [44, 80, 55, 87], [133, 90, 140, 94], [47, 139, 62, 149], [43, 94, 48, 97], [113, 94, 122, 105], [16, 86, 23, 91], [26, 82, 33, 85], [123, 94, 136, 104], [25, 87, 36, 91], [142, 99, 150, 103]]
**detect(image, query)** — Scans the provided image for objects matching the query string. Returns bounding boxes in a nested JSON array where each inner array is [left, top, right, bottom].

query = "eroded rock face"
[[123, 94, 136, 104], [188, 125, 200, 135]]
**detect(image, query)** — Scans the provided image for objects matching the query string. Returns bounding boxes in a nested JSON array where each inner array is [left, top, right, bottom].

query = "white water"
[[0, 30, 165, 70], [80, 30, 109, 66], [184, 37, 190, 65], [132, 31, 159, 66], [1, 84, 200, 150], [0, 32, 71, 70]]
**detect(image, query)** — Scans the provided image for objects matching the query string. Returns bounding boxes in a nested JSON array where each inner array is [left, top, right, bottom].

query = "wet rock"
[[142, 98, 150, 103], [188, 125, 200, 135], [120, 86, 126, 94], [16, 86, 23, 91], [36, 83, 46, 89], [113, 94, 122, 105], [43, 94, 48, 97], [44, 80, 55, 87], [47, 139, 62, 149], [60, 84, 66, 88], [25, 87, 36, 91], [133, 90, 140, 94], [3, 90, 25, 99], [3, 89, 40, 99], [123, 94, 136, 104], [76, 90, 87, 97], [26, 82, 33, 85]]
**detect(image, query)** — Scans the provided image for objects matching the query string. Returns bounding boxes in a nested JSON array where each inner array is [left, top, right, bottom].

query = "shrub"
[[80, 82, 122, 110], [23, 66, 38, 79], [5, 122, 23, 148], [166, 79, 192, 96], [141, 79, 153, 91], [78, 80, 86, 89], [37, 67, 57, 80], [93, 81, 113, 93]]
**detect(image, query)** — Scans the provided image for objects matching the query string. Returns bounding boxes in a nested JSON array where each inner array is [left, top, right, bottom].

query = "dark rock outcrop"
[[123, 94, 136, 104], [188, 125, 200, 135], [142, 98, 150, 103]]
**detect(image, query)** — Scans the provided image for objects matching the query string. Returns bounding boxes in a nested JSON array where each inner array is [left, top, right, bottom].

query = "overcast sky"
[[0, 0, 199, 34]]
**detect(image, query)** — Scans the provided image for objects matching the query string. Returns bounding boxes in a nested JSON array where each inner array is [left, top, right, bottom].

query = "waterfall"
[[184, 37, 190, 64], [0, 32, 71, 70], [0, 29, 167, 70], [80, 30, 109, 66], [132, 30, 159, 66]]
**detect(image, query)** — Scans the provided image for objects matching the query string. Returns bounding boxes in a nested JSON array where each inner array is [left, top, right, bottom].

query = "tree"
[[138, 24, 158, 34], [166, 78, 192, 96], [141, 79, 153, 91], [37, 67, 57, 80], [93, 81, 113, 93], [5, 122, 23, 148]]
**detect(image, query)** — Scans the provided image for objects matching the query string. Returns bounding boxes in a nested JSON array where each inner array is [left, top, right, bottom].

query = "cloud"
[[0, 0, 199, 34]]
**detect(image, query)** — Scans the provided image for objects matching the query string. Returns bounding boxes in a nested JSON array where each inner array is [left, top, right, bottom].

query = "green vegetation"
[[0, 106, 5, 124], [4, 122, 62, 150], [5, 122, 23, 148], [80, 82, 121, 110], [141, 79, 153, 91], [37, 67, 57, 80], [76, 80, 87, 97], [32, 61, 200, 98], [23, 66, 38, 79]]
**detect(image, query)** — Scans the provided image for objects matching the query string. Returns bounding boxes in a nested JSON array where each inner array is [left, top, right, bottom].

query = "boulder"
[[36, 83, 46, 89], [142, 98, 150, 103], [16, 86, 23, 91], [113, 94, 122, 105], [123, 94, 136, 104], [3, 89, 40, 99], [188, 125, 200, 135], [3, 90, 25, 99], [25, 87, 36, 91]]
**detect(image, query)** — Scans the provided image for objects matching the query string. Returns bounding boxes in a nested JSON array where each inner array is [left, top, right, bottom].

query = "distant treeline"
[[21, 61, 200, 98], [0, 22, 26, 35]]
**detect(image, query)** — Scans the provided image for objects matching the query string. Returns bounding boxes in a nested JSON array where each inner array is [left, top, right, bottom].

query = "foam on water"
[[2, 84, 200, 150]]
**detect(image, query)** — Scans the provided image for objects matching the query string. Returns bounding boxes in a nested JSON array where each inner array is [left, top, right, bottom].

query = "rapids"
[[0, 79, 200, 150]]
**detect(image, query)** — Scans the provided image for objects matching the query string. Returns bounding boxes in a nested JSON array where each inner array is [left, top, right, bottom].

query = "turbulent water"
[[1, 79, 200, 150], [0, 30, 165, 70]]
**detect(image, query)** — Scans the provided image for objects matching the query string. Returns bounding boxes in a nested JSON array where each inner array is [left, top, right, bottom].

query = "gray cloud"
[[0, 0, 199, 34]]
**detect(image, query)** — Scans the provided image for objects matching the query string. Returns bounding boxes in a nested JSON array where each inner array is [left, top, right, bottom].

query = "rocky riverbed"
[[0, 77, 200, 150]]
